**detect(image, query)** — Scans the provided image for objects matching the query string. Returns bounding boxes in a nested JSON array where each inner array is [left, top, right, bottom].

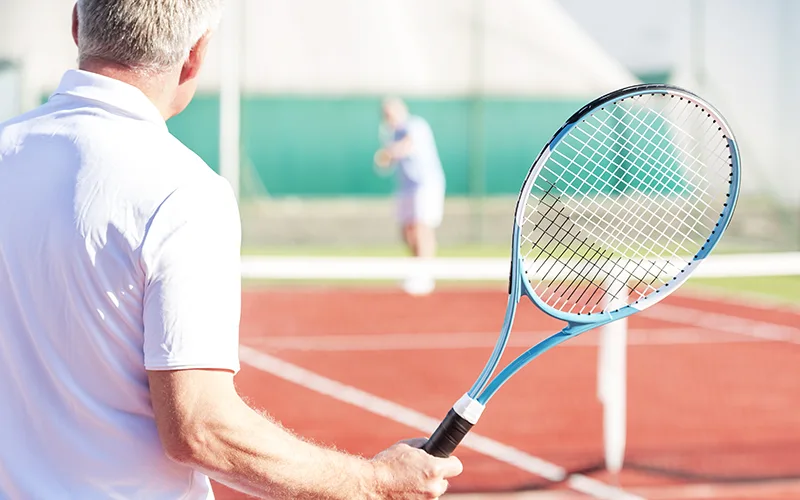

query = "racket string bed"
[[523, 191, 662, 313], [607, 96, 732, 218], [549, 132, 710, 253], [534, 161, 696, 268], [568, 98, 729, 229], [522, 209, 637, 309], [562, 123, 720, 242], [621, 94, 733, 171], [523, 188, 636, 280], [520, 93, 734, 315], [599, 105, 729, 236], [520, 193, 626, 302], [521, 192, 641, 313]]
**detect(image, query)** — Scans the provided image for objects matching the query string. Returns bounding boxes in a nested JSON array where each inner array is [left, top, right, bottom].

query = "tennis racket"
[[422, 83, 741, 458]]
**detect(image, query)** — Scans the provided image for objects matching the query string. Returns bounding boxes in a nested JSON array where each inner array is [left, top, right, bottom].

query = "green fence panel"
[[167, 95, 592, 197], [481, 99, 585, 194], [166, 95, 220, 173]]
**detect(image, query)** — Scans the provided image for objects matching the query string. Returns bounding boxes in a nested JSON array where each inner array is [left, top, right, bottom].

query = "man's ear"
[[180, 32, 212, 85], [72, 3, 79, 47]]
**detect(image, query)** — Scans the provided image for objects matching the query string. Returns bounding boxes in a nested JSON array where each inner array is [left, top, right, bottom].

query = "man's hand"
[[149, 368, 463, 499], [370, 438, 463, 499], [374, 148, 393, 169]]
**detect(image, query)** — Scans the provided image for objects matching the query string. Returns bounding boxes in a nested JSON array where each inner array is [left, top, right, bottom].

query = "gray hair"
[[76, 0, 223, 72]]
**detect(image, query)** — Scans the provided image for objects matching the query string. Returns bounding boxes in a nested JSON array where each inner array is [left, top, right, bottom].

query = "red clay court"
[[213, 283, 800, 500]]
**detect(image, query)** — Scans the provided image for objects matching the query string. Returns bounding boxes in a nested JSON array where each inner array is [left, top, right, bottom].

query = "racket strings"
[[586, 94, 730, 210], [520, 190, 647, 313], [547, 149, 701, 266], [542, 157, 698, 259], [574, 111, 723, 226], [606, 96, 731, 217], [520, 92, 734, 315], [624, 96, 730, 205], [615, 94, 731, 180], [633, 94, 734, 170], [564, 95, 724, 302], [590, 95, 731, 255], [559, 98, 726, 242], [550, 111, 712, 255], [553, 95, 729, 257], [522, 196, 663, 313], [520, 189, 654, 297], [523, 200, 610, 292], [536, 158, 697, 275]]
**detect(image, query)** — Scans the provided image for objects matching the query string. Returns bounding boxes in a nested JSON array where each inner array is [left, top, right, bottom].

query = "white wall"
[[556, 0, 689, 74], [231, 0, 635, 95], [0, 0, 635, 97], [672, 0, 798, 205], [0, 0, 75, 109], [1, 0, 796, 203], [556, 0, 799, 205]]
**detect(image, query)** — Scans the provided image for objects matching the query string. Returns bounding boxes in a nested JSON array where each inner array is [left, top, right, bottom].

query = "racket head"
[[511, 84, 741, 325]]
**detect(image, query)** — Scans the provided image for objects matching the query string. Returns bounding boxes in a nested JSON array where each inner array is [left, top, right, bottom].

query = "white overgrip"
[[453, 393, 486, 425]]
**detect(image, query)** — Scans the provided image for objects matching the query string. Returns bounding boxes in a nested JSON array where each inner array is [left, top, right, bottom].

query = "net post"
[[597, 275, 628, 476]]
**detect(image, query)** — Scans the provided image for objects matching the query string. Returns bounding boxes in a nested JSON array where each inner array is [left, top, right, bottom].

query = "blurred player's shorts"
[[397, 184, 445, 228]]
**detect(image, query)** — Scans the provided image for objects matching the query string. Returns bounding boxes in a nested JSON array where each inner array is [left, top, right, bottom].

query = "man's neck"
[[78, 59, 177, 119]]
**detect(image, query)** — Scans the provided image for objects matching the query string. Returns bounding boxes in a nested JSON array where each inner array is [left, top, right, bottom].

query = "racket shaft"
[[422, 409, 473, 458]]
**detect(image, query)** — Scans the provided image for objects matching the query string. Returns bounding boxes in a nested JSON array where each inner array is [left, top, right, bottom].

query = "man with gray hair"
[[375, 98, 446, 296], [0, 1, 462, 499]]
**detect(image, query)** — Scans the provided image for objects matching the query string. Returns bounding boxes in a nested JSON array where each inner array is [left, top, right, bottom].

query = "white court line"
[[678, 286, 800, 315], [641, 304, 800, 344], [239, 346, 645, 500], [244, 328, 765, 352], [449, 478, 800, 499], [243, 301, 800, 354]]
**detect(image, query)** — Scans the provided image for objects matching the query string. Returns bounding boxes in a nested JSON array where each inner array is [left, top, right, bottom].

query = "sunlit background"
[[1, 1, 799, 499]]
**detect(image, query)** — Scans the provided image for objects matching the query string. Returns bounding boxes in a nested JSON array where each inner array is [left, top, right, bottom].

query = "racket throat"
[[468, 281, 522, 398], [565, 321, 610, 336]]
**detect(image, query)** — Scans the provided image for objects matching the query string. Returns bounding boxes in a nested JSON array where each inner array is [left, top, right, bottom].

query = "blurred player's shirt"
[[380, 115, 446, 193], [0, 70, 241, 499]]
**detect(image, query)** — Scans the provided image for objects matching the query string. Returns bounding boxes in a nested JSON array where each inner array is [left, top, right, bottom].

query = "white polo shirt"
[[379, 115, 446, 193], [0, 70, 241, 499]]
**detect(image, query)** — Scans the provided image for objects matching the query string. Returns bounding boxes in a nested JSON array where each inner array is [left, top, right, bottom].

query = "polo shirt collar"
[[50, 69, 168, 131]]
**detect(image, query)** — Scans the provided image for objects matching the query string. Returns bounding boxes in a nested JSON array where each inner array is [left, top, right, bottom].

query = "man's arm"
[[142, 177, 461, 498], [374, 137, 414, 174], [148, 368, 462, 499], [375, 122, 415, 169], [385, 135, 414, 160]]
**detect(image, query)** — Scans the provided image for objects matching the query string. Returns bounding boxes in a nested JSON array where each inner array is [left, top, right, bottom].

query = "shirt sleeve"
[[140, 175, 242, 373], [408, 118, 433, 151]]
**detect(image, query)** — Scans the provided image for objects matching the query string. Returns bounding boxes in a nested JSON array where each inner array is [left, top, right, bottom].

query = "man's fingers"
[[398, 437, 428, 449], [438, 455, 464, 477], [429, 478, 449, 499]]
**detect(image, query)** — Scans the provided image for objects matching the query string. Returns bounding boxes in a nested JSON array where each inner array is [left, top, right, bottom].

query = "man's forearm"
[[183, 401, 378, 499]]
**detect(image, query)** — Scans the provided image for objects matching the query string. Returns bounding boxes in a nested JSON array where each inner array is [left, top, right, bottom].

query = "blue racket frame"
[[422, 83, 741, 459], [472, 84, 741, 404]]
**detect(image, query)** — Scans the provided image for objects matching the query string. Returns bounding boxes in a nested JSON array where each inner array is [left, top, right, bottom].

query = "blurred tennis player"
[[375, 98, 446, 295], [0, 1, 461, 499]]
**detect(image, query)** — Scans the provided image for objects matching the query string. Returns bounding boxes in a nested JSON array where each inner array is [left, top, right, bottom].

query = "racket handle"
[[422, 409, 474, 458]]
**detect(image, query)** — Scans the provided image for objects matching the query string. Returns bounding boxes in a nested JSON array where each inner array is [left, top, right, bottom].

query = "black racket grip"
[[422, 409, 474, 458]]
